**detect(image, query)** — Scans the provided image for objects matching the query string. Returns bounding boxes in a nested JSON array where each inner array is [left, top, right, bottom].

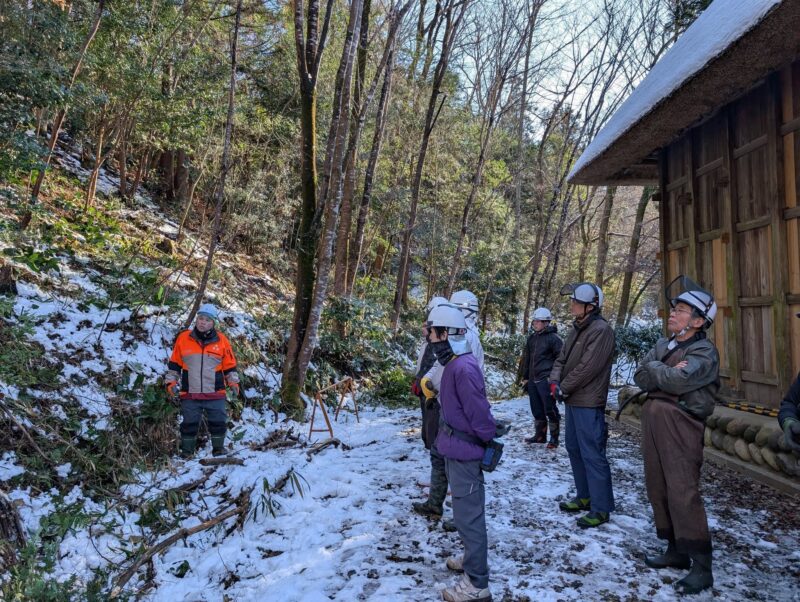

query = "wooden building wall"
[[659, 60, 800, 409]]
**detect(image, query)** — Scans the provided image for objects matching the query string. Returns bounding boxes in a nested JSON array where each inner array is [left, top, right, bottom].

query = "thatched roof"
[[569, 0, 800, 186]]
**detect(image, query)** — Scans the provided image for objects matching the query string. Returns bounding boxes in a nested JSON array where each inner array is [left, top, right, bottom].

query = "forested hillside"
[[0, 0, 736, 599]]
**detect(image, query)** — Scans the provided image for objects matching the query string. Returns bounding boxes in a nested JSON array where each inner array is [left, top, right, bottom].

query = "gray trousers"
[[428, 444, 449, 510], [445, 458, 489, 589], [180, 398, 227, 439]]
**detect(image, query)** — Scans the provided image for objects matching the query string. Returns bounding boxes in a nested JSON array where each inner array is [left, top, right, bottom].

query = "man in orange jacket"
[[165, 303, 239, 457]]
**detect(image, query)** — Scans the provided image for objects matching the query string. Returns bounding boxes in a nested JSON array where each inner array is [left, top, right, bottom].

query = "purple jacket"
[[434, 353, 496, 461]]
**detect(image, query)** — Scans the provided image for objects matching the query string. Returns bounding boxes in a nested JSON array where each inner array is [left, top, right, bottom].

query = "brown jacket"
[[549, 312, 615, 408]]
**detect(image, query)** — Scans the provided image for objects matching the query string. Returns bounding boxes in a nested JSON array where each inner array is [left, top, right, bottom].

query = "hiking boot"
[[546, 421, 559, 449], [675, 553, 713, 595], [412, 501, 443, 518], [212, 447, 227, 457], [446, 554, 464, 572], [525, 420, 548, 444], [558, 497, 590, 512], [442, 518, 457, 532], [645, 541, 691, 570], [441, 573, 492, 602], [577, 511, 609, 528]]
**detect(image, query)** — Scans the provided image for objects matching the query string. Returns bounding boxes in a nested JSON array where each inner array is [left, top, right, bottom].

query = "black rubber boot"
[[546, 421, 560, 449], [525, 420, 548, 443], [675, 553, 713, 595], [645, 540, 691, 570]]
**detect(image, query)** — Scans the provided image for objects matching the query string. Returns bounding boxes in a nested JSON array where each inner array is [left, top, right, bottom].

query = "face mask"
[[430, 340, 453, 364]]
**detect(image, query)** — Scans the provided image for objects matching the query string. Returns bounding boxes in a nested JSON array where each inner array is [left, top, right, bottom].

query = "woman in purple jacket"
[[425, 304, 496, 602]]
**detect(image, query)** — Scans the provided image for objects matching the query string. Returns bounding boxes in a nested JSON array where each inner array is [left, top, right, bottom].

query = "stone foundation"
[[617, 386, 800, 492]]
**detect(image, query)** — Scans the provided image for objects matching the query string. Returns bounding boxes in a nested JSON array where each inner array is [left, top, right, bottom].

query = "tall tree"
[[184, 0, 243, 328], [390, 0, 471, 331]]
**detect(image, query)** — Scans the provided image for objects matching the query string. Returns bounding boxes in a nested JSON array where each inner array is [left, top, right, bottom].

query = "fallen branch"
[[110, 489, 251, 598], [306, 437, 341, 461], [199, 457, 245, 467]]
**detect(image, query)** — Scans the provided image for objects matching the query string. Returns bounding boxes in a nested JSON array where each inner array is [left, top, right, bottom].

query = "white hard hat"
[[665, 275, 717, 328], [671, 290, 717, 325], [450, 290, 479, 314], [426, 304, 467, 332], [532, 307, 553, 321], [426, 296, 449, 313], [197, 303, 219, 321], [560, 282, 604, 308]]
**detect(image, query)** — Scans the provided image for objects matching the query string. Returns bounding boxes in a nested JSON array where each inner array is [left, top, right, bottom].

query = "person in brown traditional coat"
[[633, 276, 719, 595]]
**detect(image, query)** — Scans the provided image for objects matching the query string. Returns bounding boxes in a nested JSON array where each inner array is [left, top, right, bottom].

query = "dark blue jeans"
[[564, 405, 614, 513], [527, 380, 560, 424]]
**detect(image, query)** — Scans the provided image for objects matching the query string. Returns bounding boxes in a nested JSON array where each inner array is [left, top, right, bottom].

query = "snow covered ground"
[[20, 395, 790, 601]]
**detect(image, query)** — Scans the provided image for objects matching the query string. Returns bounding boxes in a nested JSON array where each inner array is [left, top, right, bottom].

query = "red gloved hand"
[[411, 380, 421, 397], [549, 382, 560, 399], [228, 382, 240, 397], [166, 381, 178, 397]]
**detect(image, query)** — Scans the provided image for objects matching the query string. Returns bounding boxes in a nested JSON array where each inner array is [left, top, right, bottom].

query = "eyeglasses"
[[669, 307, 693, 317]]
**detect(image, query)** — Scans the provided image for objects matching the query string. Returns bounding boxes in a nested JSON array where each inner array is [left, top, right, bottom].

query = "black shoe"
[[675, 553, 713, 595], [559, 497, 590, 512], [526, 420, 548, 444], [412, 501, 443, 518], [645, 541, 691, 570], [442, 518, 457, 532], [547, 422, 559, 448], [212, 448, 227, 457]]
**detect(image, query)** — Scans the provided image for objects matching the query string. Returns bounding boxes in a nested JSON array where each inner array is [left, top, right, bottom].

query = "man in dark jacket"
[[779, 313, 800, 455], [549, 282, 615, 529], [428, 304, 495, 602], [519, 307, 563, 447], [634, 277, 719, 595]]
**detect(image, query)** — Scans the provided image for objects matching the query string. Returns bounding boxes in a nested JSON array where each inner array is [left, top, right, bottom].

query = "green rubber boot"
[[180, 436, 197, 458], [211, 434, 226, 456]]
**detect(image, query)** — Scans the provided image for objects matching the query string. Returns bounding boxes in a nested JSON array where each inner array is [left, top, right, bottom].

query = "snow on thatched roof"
[[569, 0, 782, 183]]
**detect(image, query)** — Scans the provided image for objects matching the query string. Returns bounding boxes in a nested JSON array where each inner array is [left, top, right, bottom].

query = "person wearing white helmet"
[[422, 303, 496, 602], [633, 276, 720, 595], [449, 290, 485, 373], [412, 296, 451, 522], [549, 282, 616, 529], [165, 303, 240, 458], [518, 307, 563, 447]]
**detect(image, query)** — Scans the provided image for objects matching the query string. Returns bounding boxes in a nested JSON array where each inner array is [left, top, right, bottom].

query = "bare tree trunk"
[[118, 129, 128, 199], [294, 0, 364, 386], [391, 0, 470, 331], [29, 0, 106, 204], [594, 185, 615, 285], [130, 147, 151, 199], [347, 48, 396, 296], [174, 149, 190, 205], [282, 0, 346, 417], [616, 186, 652, 326], [182, 0, 242, 328], [626, 268, 660, 325]]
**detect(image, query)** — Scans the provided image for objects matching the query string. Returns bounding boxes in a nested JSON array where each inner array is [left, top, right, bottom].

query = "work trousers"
[[641, 399, 711, 554], [445, 458, 489, 589]]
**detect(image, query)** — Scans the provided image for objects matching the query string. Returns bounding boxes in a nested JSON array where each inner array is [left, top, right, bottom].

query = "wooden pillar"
[[723, 107, 743, 394]]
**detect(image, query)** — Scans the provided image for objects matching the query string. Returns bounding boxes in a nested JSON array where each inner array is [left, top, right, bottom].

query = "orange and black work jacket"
[[166, 328, 239, 400]]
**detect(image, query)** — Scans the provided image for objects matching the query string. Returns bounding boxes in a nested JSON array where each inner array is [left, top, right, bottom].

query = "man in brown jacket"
[[549, 282, 615, 528]]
